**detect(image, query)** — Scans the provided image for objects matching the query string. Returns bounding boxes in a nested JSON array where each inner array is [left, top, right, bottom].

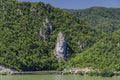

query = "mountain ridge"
[[65, 6, 120, 33], [0, 0, 104, 71]]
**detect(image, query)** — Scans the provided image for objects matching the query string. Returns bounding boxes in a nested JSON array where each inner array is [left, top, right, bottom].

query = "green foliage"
[[65, 7, 120, 33], [75, 71, 84, 76], [100, 70, 114, 77], [68, 30, 120, 71], [0, 1, 104, 71], [86, 71, 99, 76], [114, 72, 120, 76], [62, 72, 72, 75], [2, 1, 119, 73], [86, 71, 114, 77]]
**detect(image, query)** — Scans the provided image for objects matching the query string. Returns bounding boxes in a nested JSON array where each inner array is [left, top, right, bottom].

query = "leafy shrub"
[[75, 71, 84, 76], [63, 72, 72, 75], [86, 71, 100, 76], [114, 72, 120, 76], [100, 70, 114, 77]]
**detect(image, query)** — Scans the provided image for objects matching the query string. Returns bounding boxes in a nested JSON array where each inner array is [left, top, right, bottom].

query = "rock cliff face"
[[55, 32, 67, 60], [39, 17, 54, 41], [44, 17, 54, 32], [0, 65, 18, 75]]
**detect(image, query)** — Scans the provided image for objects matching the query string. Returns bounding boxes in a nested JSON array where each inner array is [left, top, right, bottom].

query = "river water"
[[0, 75, 120, 80]]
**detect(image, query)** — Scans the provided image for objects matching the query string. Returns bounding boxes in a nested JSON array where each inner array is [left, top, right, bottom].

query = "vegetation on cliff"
[[68, 30, 120, 71], [0, 0, 104, 71], [1, 0, 120, 73], [65, 7, 120, 33]]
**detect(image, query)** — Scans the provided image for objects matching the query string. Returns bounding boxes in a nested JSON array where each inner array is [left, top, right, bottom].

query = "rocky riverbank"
[[0, 65, 18, 75]]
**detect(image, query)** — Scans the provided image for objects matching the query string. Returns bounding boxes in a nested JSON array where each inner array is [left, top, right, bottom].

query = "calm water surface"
[[0, 75, 120, 80]]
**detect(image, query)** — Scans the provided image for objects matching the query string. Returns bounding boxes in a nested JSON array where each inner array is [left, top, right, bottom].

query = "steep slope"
[[68, 30, 120, 71], [65, 7, 120, 33], [0, 1, 104, 71]]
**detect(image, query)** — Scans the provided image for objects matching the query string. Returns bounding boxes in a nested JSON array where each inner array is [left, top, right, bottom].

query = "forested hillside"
[[0, 0, 104, 71], [68, 30, 120, 71], [65, 7, 120, 33]]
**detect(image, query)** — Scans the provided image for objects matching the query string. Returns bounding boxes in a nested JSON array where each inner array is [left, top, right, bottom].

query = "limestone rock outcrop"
[[0, 65, 18, 75], [39, 29, 47, 41], [39, 17, 54, 41], [55, 32, 68, 60], [44, 17, 54, 32]]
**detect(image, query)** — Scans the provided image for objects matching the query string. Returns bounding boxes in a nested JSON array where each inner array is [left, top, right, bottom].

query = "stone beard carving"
[[55, 32, 67, 60]]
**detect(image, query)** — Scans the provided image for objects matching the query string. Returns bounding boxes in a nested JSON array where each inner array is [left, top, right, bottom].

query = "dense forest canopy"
[[65, 7, 120, 33], [68, 30, 120, 71], [0, 0, 120, 72], [0, 0, 104, 71]]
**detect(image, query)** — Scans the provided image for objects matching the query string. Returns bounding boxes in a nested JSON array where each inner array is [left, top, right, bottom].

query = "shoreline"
[[0, 65, 120, 77], [12, 71, 63, 75]]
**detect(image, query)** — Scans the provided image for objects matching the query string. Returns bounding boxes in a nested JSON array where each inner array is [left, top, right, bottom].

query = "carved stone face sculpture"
[[55, 32, 67, 60]]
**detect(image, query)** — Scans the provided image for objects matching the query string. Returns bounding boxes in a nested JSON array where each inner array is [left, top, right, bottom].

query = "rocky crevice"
[[39, 17, 54, 41]]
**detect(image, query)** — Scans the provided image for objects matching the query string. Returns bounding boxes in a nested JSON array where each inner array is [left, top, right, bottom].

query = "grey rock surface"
[[55, 32, 67, 60]]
